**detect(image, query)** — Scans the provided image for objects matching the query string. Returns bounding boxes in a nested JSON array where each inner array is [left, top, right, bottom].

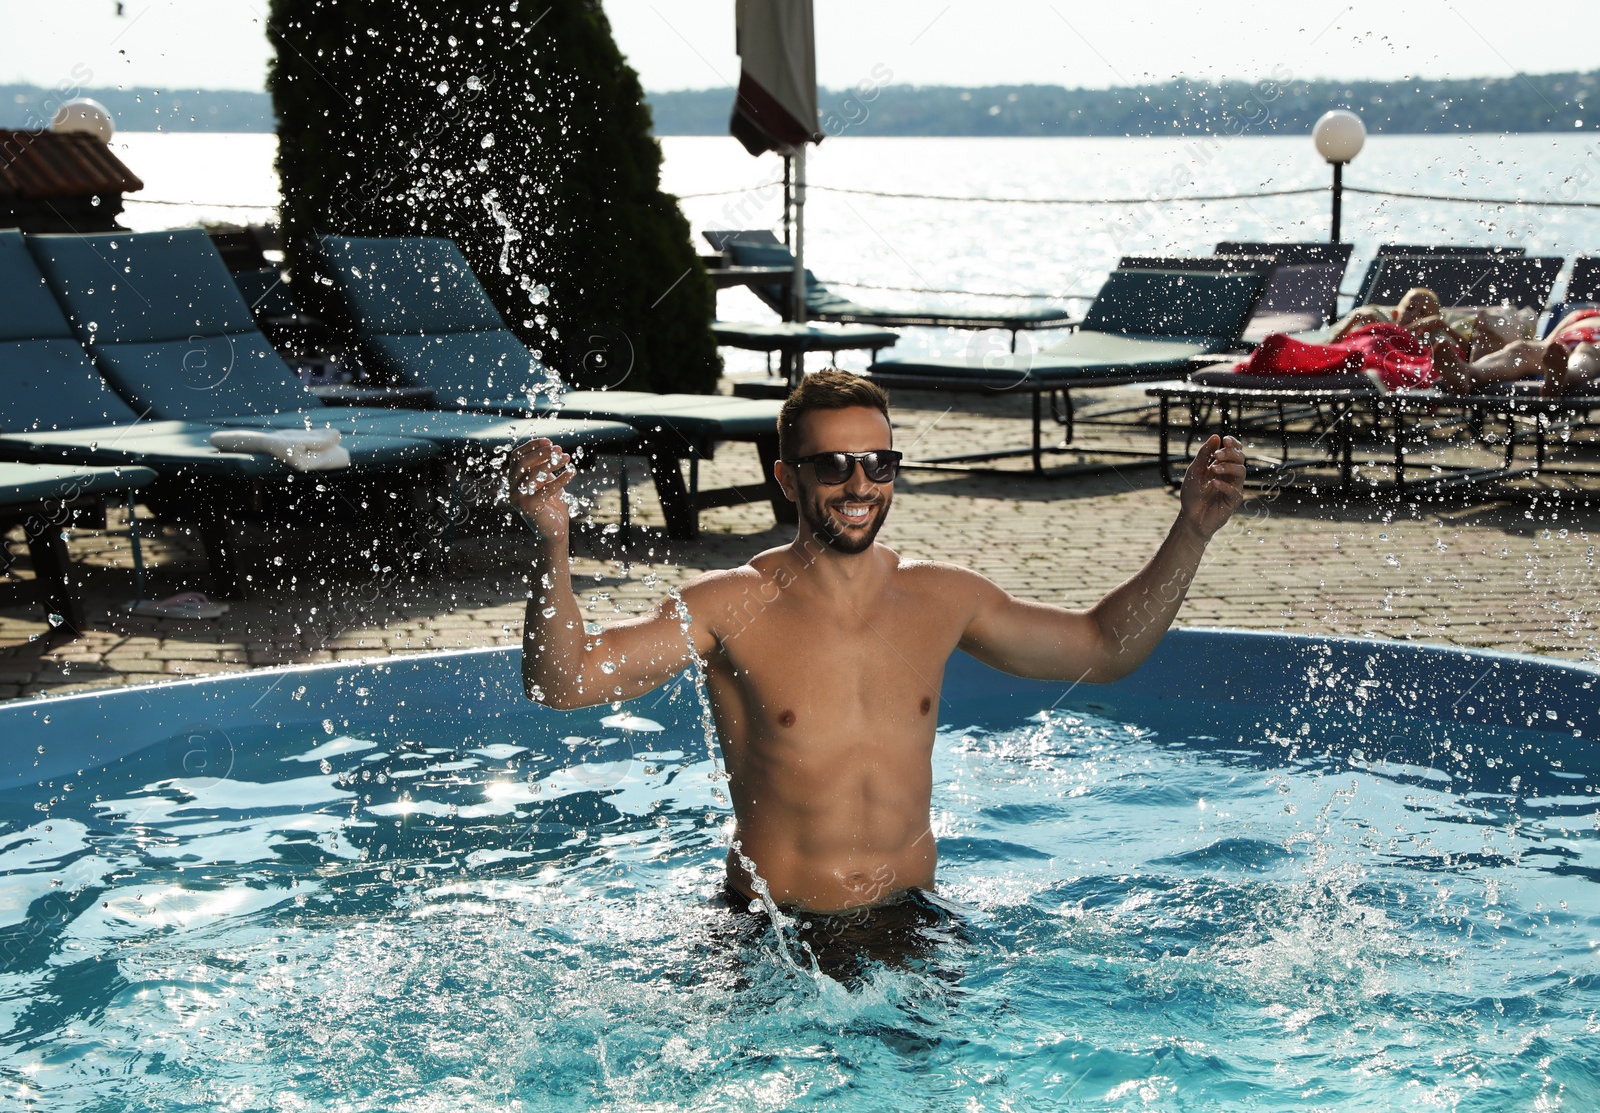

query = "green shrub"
[[268, 0, 720, 393]]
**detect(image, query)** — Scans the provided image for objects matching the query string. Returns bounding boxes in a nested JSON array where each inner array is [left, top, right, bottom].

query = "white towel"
[[208, 428, 352, 471]]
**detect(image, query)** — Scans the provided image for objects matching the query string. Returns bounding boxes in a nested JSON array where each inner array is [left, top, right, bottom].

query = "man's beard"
[[799, 488, 893, 554]]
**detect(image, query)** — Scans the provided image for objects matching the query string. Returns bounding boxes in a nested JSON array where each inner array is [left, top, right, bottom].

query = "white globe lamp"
[[50, 99, 115, 144], [1312, 109, 1365, 242], [1313, 109, 1366, 165]]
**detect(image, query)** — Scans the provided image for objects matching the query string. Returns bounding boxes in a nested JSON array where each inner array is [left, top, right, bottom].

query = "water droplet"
[[46, 613, 63, 627]]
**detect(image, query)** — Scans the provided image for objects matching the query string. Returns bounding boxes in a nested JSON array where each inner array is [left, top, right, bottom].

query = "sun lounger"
[[23, 229, 637, 502], [1153, 248, 1569, 494], [1347, 245, 1527, 313], [1282, 252, 1564, 347], [864, 268, 1265, 473], [703, 230, 1077, 341], [1356, 253, 1562, 311], [1213, 244, 1356, 338], [1145, 375, 1543, 497], [0, 229, 452, 595], [0, 461, 156, 631], [312, 233, 794, 539], [1121, 253, 1345, 344], [1150, 320, 1556, 497]]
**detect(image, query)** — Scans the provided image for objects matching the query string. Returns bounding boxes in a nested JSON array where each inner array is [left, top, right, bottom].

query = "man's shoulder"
[[674, 557, 795, 611], [893, 555, 993, 583], [677, 563, 767, 599], [891, 556, 1004, 599]]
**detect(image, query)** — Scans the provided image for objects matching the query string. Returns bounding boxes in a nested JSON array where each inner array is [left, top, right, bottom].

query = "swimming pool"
[[2, 629, 1596, 1111]]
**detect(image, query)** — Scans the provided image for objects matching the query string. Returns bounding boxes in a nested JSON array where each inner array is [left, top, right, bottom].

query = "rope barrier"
[[1344, 185, 1600, 209], [123, 197, 277, 209], [687, 179, 1600, 210], [674, 180, 784, 199], [118, 182, 1600, 215], [806, 183, 1325, 205]]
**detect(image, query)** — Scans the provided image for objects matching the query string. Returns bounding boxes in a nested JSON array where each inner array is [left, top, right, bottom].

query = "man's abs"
[[722, 765, 938, 912]]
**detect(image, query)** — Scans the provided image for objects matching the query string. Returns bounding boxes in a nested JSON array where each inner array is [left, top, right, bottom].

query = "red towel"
[[1234, 324, 1438, 390]]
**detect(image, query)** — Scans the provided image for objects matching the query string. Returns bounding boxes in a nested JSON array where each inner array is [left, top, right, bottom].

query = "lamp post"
[[1313, 109, 1366, 243]]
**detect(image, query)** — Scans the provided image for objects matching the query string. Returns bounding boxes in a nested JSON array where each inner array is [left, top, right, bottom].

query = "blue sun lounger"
[[23, 230, 638, 537], [865, 268, 1265, 473], [0, 230, 450, 595], [312, 234, 795, 539]]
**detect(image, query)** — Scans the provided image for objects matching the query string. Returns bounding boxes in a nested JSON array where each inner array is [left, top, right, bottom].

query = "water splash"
[[482, 188, 522, 276]]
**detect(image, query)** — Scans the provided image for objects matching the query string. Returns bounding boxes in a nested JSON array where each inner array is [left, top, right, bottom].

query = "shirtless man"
[[511, 371, 1247, 914]]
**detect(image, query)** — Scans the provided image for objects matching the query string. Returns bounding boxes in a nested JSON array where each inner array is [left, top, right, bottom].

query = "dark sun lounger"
[[865, 268, 1265, 473], [704, 230, 1078, 341]]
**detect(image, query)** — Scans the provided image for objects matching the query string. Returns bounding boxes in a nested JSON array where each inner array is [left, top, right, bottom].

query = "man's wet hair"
[[777, 370, 891, 459]]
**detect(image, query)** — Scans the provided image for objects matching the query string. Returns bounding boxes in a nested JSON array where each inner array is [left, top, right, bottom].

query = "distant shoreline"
[[5, 70, 1595, 136]]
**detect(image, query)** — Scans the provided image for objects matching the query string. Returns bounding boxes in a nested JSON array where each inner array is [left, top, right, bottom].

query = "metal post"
[[1330, 161, 1344, 244], [792, 144, 807, 324], [782, 154, 792, 248], [126, 490, 145, 604]]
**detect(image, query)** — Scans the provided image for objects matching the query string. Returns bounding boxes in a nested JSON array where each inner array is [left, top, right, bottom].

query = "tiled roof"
[[0, 131, 144, 200]]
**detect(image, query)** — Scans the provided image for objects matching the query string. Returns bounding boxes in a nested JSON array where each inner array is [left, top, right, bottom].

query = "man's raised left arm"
[[958, 434, 1246, 683]]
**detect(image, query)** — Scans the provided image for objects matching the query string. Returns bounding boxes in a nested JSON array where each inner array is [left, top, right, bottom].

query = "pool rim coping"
[[2, 625, 1595, 717]]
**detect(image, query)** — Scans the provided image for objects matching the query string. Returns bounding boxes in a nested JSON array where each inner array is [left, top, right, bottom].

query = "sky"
[[2, 0, 1593, 94]]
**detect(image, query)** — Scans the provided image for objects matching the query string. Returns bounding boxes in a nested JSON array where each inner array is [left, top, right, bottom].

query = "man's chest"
[[710, 592, 960, 723]]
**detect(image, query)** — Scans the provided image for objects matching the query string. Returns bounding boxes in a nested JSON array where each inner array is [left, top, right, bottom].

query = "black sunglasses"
[[783, 450, 902, 485]]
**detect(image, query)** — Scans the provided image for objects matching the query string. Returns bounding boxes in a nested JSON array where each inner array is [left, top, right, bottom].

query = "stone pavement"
[[0, 384, 1596, 700]]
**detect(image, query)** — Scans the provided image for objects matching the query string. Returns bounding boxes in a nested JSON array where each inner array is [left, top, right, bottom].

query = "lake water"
[[113, 131, 1600, 363]]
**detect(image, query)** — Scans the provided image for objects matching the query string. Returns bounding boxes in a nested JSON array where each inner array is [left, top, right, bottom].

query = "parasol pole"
[[782, 153, 792, 247], [792, 143, 806, 324]]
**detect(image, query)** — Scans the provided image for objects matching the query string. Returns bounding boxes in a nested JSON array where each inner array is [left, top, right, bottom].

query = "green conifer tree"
[[268, 0, 719, 393]]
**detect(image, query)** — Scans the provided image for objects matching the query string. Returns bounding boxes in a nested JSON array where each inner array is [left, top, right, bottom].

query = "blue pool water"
[[1, 631, 1597, 1111]]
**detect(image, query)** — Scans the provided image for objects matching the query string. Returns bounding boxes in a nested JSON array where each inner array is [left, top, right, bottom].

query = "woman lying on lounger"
[[1428, 307, 1600, 398], [1333, 287, 1575, 395], [1332, 287, 1517, 358]]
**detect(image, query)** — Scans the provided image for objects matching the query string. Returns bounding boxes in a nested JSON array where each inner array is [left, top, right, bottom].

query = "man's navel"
[[777, 709, 796, 728], [919, 696, 932, 716]]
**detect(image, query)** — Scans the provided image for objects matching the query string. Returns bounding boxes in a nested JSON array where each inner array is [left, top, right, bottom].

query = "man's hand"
[[1179, 434, 1246, 542], [507, 437, 575, 543]]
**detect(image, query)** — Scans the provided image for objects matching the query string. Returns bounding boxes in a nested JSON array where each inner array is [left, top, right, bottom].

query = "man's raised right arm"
[[510, 438, 710, 710]]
